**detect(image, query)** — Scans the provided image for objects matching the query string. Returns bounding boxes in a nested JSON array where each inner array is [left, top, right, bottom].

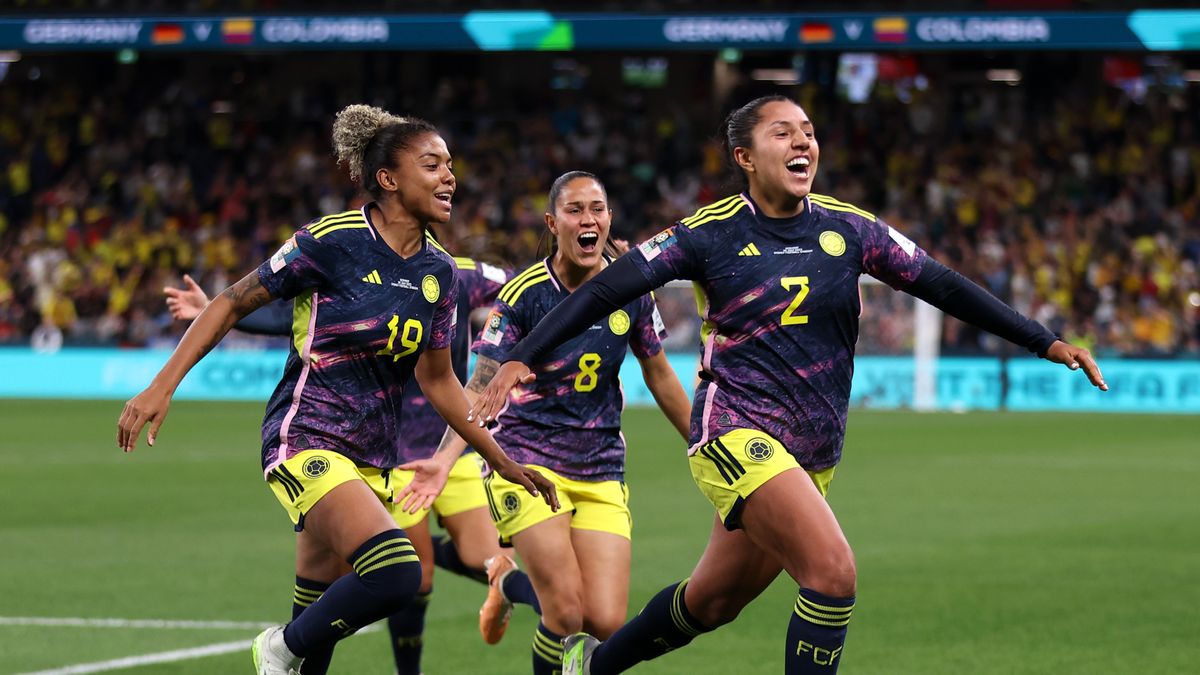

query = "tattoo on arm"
[[466, 357, 500, 394], [220, 270, 274, 318]]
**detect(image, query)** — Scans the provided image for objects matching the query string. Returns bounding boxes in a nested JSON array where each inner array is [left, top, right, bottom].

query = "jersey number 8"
[[574, 353, 602, 392]]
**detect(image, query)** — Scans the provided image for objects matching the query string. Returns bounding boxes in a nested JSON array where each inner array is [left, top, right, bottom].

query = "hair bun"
[[332, 104, 406, 183]]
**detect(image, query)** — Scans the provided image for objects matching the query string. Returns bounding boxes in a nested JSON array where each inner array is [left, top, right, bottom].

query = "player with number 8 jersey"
[[472, 257, 661, 482], [428, 171, 691, 675]]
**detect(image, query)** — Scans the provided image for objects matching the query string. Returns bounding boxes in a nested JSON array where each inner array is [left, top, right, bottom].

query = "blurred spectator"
[[0, 53, 1197, 358]]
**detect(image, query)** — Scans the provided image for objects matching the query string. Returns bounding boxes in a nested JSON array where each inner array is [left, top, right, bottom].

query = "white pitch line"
[[10, 623, 381, 675], [15, 639, 252, 675], [0, 616, 273, 630]]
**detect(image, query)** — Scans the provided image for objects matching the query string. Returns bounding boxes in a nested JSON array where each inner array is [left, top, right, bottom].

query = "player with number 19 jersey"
[[631, 192, 927, 471], [396, 254, 511, 462], [256, 207, 459, 474], [473, 258, 666, 482]]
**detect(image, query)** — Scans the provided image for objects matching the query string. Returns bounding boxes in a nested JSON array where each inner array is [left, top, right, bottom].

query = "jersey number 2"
[[574, 353, 602, 392], [780, 276, 810, 326], [378, 315, 423, 361]]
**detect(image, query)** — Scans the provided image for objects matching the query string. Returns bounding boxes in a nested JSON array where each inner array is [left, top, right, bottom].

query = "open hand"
[[467, 360, 535, 427], [1045, 340, 1107, 391], [164, 275, 209, 321], [393, 457, 454, 514]]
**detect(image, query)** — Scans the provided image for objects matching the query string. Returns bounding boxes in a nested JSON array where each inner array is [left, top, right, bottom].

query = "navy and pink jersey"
[[396, 257, 512, 463], [630, 193, 927, 471], [473, 258, 666, 482], [256, 206, 459, 473]]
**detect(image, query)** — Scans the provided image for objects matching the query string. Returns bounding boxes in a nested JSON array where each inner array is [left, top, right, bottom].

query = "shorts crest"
[[303, 455, 331, 478]]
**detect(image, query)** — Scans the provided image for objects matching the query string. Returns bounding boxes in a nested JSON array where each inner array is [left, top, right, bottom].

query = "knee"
[[417, 558, 435, 594], [690, 593, 745, 629], [585, 608, 627, 640], [351, 530, 422, 603], [453, 542, 493, 572], [540, 586, 584, 634], [804, 548, 857, 599]]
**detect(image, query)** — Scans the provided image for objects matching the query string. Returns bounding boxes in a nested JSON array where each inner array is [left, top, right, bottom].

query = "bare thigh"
[[405, 518, 435, 594], [440, 506, 504, 571], [296, 479, 399, 581], [739, 468, 856, 597], [511, 514, 581, 635], [684, 514, 783, 628], [570, 528, 631, 639]]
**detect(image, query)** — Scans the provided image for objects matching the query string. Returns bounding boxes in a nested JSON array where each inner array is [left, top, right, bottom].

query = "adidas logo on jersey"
[[738, 243, 762, 256], [362, 270, 382, 284]]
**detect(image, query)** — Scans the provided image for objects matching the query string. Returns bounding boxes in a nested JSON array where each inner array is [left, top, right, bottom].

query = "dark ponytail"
[[720, 94, 793, 187]]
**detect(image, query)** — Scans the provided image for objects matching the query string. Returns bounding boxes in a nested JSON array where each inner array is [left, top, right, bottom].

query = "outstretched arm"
[[469, 254, 659, 424], [118, 270, 274, 452], [906, 258, 1107, 390]]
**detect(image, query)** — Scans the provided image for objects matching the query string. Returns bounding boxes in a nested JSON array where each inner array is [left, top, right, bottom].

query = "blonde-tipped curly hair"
[[331, 104, 407, 183]]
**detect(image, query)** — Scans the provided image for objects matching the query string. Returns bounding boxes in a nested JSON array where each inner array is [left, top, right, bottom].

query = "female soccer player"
[[401, 170, 692, 675], [163, 252, 543, 672], [467, 96, 1108, 675], [117, 104, 556, 675]]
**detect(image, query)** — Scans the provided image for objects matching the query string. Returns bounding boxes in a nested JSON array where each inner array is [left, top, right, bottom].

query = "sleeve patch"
[[481, 309, 506, 346], [651, 303, 666, 337], [268, 236, 300, 273], [638, 228, 678, 261], [481, 263, 508, 285], [888, 226, 917, 257]]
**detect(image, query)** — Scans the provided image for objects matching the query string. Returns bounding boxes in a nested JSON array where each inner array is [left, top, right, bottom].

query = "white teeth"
[[787, 157, 810, 169]]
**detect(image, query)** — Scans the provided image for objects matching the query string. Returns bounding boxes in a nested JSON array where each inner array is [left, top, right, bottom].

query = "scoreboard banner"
[[1, 10, 1199, 51]]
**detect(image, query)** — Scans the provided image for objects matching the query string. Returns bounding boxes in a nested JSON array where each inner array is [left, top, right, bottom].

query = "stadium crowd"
[[0, 56, 1197, 356]]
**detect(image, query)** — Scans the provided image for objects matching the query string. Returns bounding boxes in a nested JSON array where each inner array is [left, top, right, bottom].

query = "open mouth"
[[434, 191, 453, 206], [578, 231, 599, 253], [786, 156, 811, 179]]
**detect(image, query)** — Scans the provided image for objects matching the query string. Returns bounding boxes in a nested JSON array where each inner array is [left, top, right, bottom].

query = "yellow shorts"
[[387, 453, 491, 530], [484, 465, 631, 545], [689, 429, 836, 531], [267, 449, 396, 532]]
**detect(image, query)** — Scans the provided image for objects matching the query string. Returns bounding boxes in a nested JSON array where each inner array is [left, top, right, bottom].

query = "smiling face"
[[546, 176, 611, 270], [378, 131, 456, 225], [733, 99, 819, 209]]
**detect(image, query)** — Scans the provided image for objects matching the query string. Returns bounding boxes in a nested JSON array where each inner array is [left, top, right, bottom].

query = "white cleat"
[[561, 632, 600, 675], [251, 625, 303, 675]]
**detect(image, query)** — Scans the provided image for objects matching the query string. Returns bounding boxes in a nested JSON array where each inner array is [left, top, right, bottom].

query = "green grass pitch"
[[1, 400, 1197, 673]]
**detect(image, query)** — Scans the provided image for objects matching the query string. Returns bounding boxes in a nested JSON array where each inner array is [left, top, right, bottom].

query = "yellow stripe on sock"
[[670, 581, 701, 637], [352, 539, 415, 574], [357, 554, 420, 576]]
